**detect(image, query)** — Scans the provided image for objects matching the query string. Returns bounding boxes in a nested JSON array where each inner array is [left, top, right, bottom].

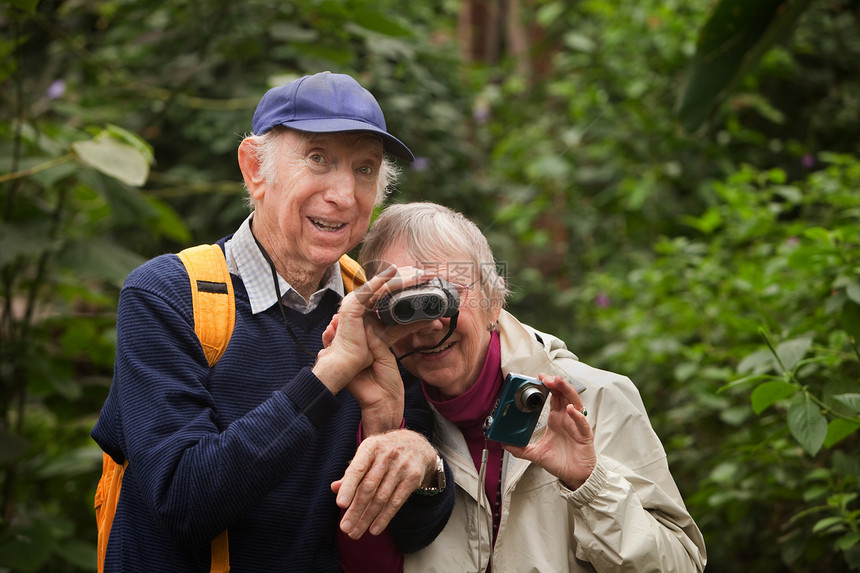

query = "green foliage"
[[0, 92, 179, 573], [571, 156, 860, 571], [677, 0, 814, 132], [3, 0, 860, 571]]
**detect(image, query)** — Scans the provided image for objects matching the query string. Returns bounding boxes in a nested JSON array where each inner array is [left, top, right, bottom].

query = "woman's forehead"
[[416, 259, 478, 283], [380, 240, 477, 281]]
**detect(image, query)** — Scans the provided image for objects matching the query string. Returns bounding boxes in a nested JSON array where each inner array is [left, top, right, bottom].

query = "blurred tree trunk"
[[457, 0, 531, 75]]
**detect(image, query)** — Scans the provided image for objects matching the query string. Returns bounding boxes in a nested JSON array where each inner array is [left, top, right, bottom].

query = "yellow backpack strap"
[[95, 245, 235, 572], [339, 253, 366, 292], [209, 531, 230, 573], [177, 244, 233, 571], [95, 453, 128, 573], [178, 244, 236, 367]]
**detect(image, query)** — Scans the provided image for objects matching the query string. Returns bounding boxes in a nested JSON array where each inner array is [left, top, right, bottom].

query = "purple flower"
[[45, 79, 66, 100], [472, 104, 490, 124], [801, 153, 815, 169], [411, 157, 429, 172], [595, 293, 610, 308]]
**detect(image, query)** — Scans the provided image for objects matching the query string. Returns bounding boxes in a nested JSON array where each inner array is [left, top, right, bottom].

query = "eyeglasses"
[[449, 279, 480, 309]]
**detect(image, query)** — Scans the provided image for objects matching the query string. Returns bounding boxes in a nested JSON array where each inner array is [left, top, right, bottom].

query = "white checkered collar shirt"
[[224, 214, 345, 315]]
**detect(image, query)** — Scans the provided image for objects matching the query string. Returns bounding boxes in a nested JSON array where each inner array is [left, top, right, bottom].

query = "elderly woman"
[[356, 202, 707, 573]]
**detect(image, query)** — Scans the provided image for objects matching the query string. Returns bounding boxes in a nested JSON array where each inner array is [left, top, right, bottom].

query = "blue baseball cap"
[[251, 72, 414, 162]]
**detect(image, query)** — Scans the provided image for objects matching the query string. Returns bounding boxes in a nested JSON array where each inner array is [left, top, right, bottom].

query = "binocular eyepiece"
[[374, 278, 460, 325]]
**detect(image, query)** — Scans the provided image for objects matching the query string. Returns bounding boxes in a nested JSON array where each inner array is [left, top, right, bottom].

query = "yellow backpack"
[[94, 244, 366, 573]]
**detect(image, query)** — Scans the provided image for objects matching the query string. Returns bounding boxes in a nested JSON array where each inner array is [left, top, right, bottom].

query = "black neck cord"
[[252, 233, 317, 359], [395, 312, 459, 361]]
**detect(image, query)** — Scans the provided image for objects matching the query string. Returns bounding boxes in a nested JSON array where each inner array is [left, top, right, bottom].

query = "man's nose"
[[322, 166, 357, 207]]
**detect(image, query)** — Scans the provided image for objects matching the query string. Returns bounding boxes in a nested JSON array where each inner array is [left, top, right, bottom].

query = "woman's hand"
[[346, 318, 406, 434], [504, 373, 596, 490]]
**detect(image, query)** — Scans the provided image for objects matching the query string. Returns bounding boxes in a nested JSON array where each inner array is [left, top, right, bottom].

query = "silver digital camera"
[[374, 278, 460, 325]]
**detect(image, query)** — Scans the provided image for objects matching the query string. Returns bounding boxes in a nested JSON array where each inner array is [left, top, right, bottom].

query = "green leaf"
[[751, 381, 797, 414], [718, 373, 771, 393], [104, 124, 154, 163], [57, 238, 147, 287], [563, 32, 597, 54], [677, 0, 813, 131], [812, 516, 845, 534], [2, 0, 40, 13], [824, 419, 860, 448], [832, 393, 860, 413], [146, 197, 192, 243], [36, 446, 103, 479], [72, 132, 150, 187], [788, 398, 828, 456], [775, 336, 813, 372], [803, 226, 833, 243], [709, 461, 739, 483], [835, 532, 860, 551], [737, 347, 775, 374], [352, 9, 411, 37], [846, 281, 860, 305], [840, 301, 860, 340], [0, 221, 55, 268]]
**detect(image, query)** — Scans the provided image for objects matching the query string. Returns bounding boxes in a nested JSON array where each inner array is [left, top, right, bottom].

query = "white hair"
[[241, 126, 398, 209], [359, 202, 509, 310]]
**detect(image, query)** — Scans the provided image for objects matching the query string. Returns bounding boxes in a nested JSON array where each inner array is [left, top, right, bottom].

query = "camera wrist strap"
[[395, 312, 459, 361]]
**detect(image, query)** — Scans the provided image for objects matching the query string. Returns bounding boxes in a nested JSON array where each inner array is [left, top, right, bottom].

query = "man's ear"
[[238, 138, 266, 201]]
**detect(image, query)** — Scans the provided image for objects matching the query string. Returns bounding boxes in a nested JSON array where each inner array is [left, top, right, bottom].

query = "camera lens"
[[392, 300, 416, 322], [517, 384, 546, 413]]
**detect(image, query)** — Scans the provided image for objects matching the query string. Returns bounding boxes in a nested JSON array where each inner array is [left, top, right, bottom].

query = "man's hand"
[[313, 265, 398, 393], [323, 315, 406, 433], [504, 374, 596, 490], [330, 429, 439, 539]]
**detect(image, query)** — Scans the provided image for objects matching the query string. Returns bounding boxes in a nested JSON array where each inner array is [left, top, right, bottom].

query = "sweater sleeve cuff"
[[557, 456, 609, 508], [356, 418, 406, 444], [282, 366, 341, 428]]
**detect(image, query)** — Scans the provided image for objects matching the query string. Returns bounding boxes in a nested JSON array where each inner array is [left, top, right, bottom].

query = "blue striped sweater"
[[91, 246, 453, 572]]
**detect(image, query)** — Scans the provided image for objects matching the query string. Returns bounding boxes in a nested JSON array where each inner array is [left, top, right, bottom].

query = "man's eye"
[[357, 165, 374, 175], [309, 153, 326, 164]]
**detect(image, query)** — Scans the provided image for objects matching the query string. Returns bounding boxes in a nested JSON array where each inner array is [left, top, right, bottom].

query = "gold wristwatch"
[[415, 454, 446, 496]]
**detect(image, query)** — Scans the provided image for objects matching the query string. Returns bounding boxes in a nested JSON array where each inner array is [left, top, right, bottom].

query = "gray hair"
[[359, 202, 509, 310], [242, 126, 398, 209]]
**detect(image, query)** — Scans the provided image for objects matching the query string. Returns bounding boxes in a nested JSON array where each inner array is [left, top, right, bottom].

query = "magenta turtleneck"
[[422, 330, 505, 544]]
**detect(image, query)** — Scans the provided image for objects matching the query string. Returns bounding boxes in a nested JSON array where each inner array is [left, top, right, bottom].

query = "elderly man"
[[92, 72, 453, 572]]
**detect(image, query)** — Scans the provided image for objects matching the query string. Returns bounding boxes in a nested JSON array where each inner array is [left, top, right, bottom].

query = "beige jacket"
[[405, 310, 707, 573]]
